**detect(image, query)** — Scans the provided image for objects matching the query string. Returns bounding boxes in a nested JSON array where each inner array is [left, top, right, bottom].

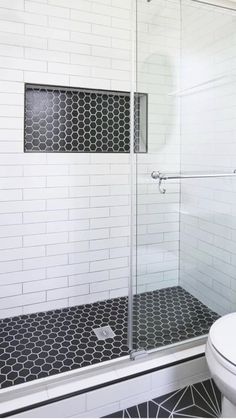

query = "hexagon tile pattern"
[[104, 379, 221, 418], [133, 286, 219, 351], [0, 286, 219, 390], [25, 85, 135, 153]]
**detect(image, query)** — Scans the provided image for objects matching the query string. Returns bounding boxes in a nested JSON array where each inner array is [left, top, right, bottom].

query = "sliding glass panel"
[[133, 0, 236, 355], [179, 0, 236, 316], [133, 0, 181, 353]]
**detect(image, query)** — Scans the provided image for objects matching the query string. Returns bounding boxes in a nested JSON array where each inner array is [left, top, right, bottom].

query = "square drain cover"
[[93, 326, 115, 340]]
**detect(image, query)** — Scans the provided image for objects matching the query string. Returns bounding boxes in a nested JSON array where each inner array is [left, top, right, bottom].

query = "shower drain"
[[93, 325, 115, 340]]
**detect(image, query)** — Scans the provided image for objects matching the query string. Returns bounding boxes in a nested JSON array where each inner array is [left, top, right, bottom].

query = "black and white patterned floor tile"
[[0, 286, 219, 390], [104, 379, 221, 418]]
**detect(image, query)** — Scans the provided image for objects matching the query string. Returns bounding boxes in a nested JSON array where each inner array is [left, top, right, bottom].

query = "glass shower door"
[[132, 0, 236, 355], [132, 0, 182, 353], [179, 0, 236, 317]]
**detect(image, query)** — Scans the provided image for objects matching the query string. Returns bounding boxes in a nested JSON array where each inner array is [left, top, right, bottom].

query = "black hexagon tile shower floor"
[[104, 379, 221, 418], [133, 287, 219, 350], [0, 286, 219, 389]]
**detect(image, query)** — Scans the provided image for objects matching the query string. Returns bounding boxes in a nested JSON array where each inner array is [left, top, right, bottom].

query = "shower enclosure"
[[1, 0, 236, 393], [131, 0, 236, 355]]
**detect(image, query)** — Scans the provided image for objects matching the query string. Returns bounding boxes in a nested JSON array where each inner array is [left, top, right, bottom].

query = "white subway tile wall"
[[0, 0, 133, 318], [180, 1, 236, 315], [0, 0, 180, 318]]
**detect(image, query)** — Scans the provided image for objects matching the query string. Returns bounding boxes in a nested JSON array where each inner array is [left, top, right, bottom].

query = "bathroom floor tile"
[[133, 286, 219, 350], [0, 286, 218, 390], [104, 379, 221, 418]]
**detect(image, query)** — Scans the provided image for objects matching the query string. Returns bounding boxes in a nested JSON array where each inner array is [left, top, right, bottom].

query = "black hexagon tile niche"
[[0, 287, 218, 390], [24, 84, 147, 153], [104, 379, 221, 418]]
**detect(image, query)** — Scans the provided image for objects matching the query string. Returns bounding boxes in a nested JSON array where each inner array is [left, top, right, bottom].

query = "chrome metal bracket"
[[151, 171, 166, 194], [159, 177, 166, 194], [130, 349, 148, 361]]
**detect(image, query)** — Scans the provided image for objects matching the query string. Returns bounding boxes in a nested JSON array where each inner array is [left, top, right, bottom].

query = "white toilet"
[[206, 313, 236, 418]]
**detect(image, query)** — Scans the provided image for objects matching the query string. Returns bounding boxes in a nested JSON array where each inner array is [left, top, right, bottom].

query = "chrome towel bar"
[[151, 170, 236, 194]]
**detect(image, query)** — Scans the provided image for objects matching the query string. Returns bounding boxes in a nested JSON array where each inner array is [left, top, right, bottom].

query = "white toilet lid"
[[209, 313, 236, 366]]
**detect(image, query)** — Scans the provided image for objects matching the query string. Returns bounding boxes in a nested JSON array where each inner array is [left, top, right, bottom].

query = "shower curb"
[[0, 344, 208, 418]]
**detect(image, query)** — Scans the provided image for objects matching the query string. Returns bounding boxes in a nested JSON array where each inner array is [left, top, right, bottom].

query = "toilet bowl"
[[206, 313, 236, 418]]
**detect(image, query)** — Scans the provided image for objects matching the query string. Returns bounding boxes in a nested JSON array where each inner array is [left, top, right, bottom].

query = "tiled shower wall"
[[179, 1, 236, 315], [0, 0, 132, 319], [0, 0, 180, 318]]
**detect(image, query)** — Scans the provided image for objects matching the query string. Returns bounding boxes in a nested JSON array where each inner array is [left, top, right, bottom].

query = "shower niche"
[[24, 84, 148, 154]]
